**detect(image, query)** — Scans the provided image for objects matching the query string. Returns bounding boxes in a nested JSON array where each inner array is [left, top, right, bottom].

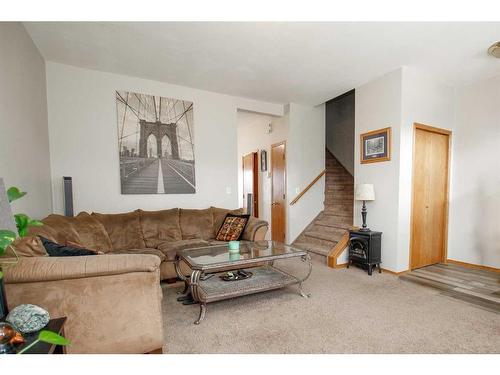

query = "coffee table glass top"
[[178, 241, 306, 270]]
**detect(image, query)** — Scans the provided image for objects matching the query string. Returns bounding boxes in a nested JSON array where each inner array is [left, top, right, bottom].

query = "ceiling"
[[24, 22, 500, 105]]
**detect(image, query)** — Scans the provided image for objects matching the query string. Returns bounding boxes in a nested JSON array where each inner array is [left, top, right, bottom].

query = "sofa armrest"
[[3, 253, 160, 284], [4, 253, 164, 353], [242, 216, 269, 241]]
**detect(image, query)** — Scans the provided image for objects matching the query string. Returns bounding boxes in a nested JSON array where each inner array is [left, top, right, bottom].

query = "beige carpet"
[[161, 258, 500, 353]]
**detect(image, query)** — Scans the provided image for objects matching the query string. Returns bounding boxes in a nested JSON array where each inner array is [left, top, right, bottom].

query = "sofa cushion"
[[27, 213, 113, 253], [210, 206, 244, 237], [157, 239, 209, 261], [179, 208, 213, 240], [29, 214, 81, 245], [9, 236, 48, 257], [92, 210, 145, 250], [111, 248, 166, 262], [138, 209, 181, 248], [69, 212, 113, 252]]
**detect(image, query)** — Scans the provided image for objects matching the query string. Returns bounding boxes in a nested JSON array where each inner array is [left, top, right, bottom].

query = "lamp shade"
[[355, 184, 375, 201]]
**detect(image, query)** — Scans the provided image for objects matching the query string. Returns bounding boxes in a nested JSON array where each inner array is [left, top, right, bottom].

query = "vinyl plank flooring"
[[432, 264, 500, 286], [400, 263, 500, 314]]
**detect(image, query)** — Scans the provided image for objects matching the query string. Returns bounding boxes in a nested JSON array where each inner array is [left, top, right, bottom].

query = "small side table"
[[9, 317, 67, 354]]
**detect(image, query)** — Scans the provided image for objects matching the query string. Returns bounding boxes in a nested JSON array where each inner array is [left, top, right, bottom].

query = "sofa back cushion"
[[70, 212, 113, 252], [138, 208, 181, 248], [10, 236, 48, 257], [179, 208, 214, 240], [29, 214, 81, 245], [92, 210, 145, 250], [210, 206, 244, 237], [28, 212, 113, 253]]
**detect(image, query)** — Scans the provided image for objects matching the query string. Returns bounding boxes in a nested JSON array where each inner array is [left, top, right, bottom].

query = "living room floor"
[[161, 258, 500, 353]]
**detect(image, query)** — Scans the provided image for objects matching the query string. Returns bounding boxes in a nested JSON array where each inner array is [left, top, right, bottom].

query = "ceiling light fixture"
[[487, 42, 500, 58]]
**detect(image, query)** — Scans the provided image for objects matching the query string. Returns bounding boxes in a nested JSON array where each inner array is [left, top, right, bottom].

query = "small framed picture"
[[260, 150, 268, 172], [360, 127, 391, 164]]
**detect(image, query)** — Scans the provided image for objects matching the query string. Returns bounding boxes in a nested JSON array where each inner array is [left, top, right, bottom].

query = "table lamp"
[[354, 184, 375, 232]]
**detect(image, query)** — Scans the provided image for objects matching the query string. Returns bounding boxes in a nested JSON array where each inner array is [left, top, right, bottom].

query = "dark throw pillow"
[[215, 214, 250, 242], [38, 236, 98, 257]]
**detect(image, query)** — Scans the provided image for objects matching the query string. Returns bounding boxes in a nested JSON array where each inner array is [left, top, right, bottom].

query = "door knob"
[[271, 202, 279, 206]]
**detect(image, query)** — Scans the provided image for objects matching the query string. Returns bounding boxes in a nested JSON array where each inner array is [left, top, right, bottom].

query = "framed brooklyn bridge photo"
[[116, 90, 195, 194]]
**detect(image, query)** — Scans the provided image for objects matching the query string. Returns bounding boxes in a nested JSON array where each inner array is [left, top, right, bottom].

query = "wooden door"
[[242, 152, 259, 217], [410, 124, 451, 269], [271, 142, 286, 242]]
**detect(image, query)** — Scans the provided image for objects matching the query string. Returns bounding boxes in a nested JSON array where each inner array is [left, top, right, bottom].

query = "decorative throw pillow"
[[38, 236, 98, 257], [215, 214, 250, 241], [66, 240, 104, 254]]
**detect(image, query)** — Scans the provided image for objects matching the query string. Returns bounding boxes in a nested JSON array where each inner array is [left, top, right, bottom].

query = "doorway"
[[410, 123, 451, 270], [242, 152, 259, 217], [271, 141, 286, 242]]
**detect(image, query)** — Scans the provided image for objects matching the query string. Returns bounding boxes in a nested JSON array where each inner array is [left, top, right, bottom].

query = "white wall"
[[236, 110, 287, 239], [45, 62, 283, 214], [448, 75, 500, 268], [287, 103, 326, 242], [354, 69, 403, 271], [398, 67, 455, 271], [0, 23, 52, 219], [355, 67, 459, 272]]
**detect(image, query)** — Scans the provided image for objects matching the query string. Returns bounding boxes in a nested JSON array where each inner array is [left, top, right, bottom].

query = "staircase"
[[293, 149, 354, 264]]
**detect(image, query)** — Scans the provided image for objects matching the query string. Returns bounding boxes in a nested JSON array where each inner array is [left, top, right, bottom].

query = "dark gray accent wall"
[[325, 90, 355, 175]]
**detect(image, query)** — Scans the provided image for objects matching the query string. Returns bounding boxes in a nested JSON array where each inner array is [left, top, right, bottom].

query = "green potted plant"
[[0, 187, 43, 318], [0, 186, 70, 353]]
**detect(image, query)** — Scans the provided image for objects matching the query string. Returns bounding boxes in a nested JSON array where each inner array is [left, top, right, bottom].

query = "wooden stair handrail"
[[289, 169, 326, 206]]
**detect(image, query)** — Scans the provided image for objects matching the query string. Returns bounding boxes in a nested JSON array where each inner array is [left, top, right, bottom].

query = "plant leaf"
[[38, 330, 71, 346], [0, 270, 3, 279], [7, 187, 27, 203], [15, 214, 29, 237], [0, 229, 17, 254], [28, 219, 44, 227]]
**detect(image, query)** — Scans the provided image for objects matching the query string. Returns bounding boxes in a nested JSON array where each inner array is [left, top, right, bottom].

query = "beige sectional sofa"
[[4, 207, 268, 353]]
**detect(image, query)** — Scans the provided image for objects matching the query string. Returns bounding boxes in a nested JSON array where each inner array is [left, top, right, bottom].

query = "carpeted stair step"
[[325, 177, 353, 184], [324, 208, 353, 216], [325, 184, 354, 194], [314, 219, 352, 230], [301, 233, 338, 248], [324, 203, 353, 209], [324, 201, 353, 208], [319, 214, 353, 224], [292, 241, 332, 257], [304, 230, 340, 243], [308, 224, 347, 237], [291, 149, 354, 266]]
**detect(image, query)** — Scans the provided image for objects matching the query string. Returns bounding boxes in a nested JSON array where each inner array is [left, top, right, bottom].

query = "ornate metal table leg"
[[194, 303, 206, 325], [189, 270, 207, 324], [174, 256, 189, 295], [298, 254, 312, 298], [298, 282, 311, 298]]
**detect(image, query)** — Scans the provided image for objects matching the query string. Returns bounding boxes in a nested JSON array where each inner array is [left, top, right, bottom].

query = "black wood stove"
[[347, 230, 382, 275]]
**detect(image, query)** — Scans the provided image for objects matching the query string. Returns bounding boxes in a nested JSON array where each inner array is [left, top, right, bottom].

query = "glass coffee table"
[[174, 241, 312, 324]]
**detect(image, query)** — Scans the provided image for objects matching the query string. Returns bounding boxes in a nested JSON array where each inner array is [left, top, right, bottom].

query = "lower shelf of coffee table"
[[197, 266, 297, 303]]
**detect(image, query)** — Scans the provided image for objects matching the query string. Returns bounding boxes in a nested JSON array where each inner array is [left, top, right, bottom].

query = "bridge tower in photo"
[[138, 120, 180, 159]]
